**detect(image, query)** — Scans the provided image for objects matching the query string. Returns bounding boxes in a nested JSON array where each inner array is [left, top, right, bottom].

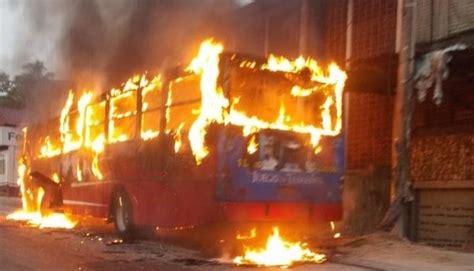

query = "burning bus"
[[11, 39, 346, 239]]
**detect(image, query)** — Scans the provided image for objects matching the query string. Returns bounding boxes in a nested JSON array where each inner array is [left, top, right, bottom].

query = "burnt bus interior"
[[26, 52, 341, 187]]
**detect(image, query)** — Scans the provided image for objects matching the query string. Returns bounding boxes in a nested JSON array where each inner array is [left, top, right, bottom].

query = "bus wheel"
[[113, 191, 135, 239]]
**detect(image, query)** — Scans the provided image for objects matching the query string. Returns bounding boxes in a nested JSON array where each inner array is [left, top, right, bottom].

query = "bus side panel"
[[221, 202, 342, 223], [121, 179, 220, 228], [62, 182, 112, 218], [118, 151, 221, 228]]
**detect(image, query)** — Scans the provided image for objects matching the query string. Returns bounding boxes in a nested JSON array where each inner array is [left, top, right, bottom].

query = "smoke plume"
[[2, 0, 241, 90]]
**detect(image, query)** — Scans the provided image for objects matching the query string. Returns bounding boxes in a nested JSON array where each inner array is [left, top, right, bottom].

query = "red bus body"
[[24, 53, 343, 230], [56, 149, 341, 228]]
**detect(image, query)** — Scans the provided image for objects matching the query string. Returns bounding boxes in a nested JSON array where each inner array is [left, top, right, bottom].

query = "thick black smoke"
[[59, 0, 239, 90], [2, 0, 245, 124]]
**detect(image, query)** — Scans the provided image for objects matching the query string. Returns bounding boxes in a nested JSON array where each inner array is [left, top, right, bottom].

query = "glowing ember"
[[330, 221, 341, 239], [51, 173, 60, 183], [247, 135, 258, 155], [76, 163, 82, 182], [236, 228, 257, 240], [234, 227, 326, 267]]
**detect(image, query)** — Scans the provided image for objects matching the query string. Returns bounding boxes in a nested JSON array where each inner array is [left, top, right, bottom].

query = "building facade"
[[0, 108, 23, 194]]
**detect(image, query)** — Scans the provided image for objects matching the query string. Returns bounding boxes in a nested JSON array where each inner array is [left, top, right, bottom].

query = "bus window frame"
[[108, 89, 138, 143], [84, 100, 107, 147], [139, 81, 163, 140]]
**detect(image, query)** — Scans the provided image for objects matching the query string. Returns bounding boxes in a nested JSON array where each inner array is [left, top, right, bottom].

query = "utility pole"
[[345, 0, 353, 69], [264, 17, 269, 56], [344, 0, 353, 172], [296, 0, 309, 119], [299, 0, 309, 56], [382, 0, 416, 239]]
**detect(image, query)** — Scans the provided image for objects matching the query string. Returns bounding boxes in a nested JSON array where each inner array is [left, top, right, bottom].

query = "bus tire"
[[113, 191, 135, 239]]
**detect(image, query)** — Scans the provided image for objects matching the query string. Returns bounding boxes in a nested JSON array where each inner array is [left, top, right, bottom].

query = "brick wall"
[[325, 0, 348, 64], [411, 132, 473, 182], [412, 82, 474, 182], [351, 0, 397, 60], [325, 0, 398, 62], [346, 92, 393, 169], [413, 83, 474, 129], [324, 0, 397, 170]]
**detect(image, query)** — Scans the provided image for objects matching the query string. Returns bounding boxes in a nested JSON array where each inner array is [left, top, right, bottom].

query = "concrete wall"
[[343, 167, 391, 235]]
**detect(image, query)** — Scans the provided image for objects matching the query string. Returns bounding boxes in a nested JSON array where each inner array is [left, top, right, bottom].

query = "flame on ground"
[[7, 171, 76, 229], [7, 152, 76, 229], [7, 210, 76, 230], [233, 227, 326, 267]]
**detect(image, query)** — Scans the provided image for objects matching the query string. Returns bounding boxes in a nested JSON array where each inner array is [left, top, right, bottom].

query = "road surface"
[[1, 196, 473, 271]]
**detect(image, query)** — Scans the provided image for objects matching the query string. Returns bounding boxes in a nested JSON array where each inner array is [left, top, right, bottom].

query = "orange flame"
[[141, 75, 162, 140], [8, 153, 76, 229], [247, 135, 258, 155], [187, 39, 346, 164], [174, 122, 185, 153], [38, 136, 61, 158], [187, 39, 228, 164], [236, 228, 257, 240], [234, 227, 326, 267], [76, 163, 82, 182], [91, 134, 105, 180], [60, 90, 74, 146]]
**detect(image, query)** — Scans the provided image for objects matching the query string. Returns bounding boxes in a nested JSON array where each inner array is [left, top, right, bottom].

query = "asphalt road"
[[0, 196, 366, 271], [2, 196, 473, 271]]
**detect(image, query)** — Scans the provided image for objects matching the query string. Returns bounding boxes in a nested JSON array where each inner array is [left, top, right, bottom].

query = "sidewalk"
[[333, 232, 474, 271]]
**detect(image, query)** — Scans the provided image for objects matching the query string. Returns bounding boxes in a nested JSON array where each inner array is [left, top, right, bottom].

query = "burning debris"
[[7, 186, 76, 230], [233, 227, 327, 267], [7, 139, 76, 229]]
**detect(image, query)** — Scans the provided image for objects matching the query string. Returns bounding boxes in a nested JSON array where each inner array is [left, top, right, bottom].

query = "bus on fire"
[[12, 39, 346, 239]]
